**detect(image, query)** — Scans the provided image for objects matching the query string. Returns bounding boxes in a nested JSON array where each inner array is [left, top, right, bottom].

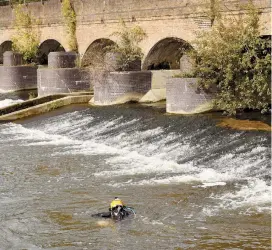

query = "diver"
[[91, 197, 135, 221]]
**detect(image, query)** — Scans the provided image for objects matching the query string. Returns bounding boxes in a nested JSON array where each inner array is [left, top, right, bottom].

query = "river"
[[0, 102, 271, 250]]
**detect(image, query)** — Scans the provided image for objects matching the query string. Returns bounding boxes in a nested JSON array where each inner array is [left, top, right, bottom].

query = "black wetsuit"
[[92, 206, 135, 220]]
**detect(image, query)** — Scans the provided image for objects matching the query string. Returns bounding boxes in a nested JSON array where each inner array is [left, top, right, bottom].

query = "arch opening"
[[0, 41, 12, 64], [143, 37, 193, 70], [37, 39, 65, 65], [81, 38, 116, 68]]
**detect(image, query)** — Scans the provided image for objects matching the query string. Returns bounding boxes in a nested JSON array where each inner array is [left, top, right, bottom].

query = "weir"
[[0, 93, 92, 121]]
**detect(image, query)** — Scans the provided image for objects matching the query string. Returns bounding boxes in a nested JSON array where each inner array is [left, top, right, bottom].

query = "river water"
[[0, 103, 271, 250]]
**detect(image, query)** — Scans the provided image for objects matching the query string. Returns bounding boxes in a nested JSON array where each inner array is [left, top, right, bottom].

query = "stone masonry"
[[38, 52, 91, 96], [0, 51, 37, 92], [166, 78, 216, 114], [92, 71, 152, 105]]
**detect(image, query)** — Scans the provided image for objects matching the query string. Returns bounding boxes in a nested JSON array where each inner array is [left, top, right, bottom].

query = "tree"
[[190, 0, 271, 115], [11, 4, 40, 63], [107, 20, 147, 70]]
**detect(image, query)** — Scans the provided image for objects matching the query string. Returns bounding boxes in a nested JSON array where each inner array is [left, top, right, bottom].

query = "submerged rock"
[[217, 118, 271, 131]]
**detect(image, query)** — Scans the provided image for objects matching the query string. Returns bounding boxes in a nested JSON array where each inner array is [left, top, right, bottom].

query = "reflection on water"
[[0, 104, 270, 249]]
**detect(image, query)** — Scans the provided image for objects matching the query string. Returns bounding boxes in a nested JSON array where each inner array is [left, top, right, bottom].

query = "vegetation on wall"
[[189, 0, 271, 115], [61, 0, 78, 52], [108, 20, 147, 70], [11, 4, 40, 63]]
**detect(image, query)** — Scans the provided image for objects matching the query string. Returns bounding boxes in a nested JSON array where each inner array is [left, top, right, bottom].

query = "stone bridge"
[[0, 0, 271, 68]]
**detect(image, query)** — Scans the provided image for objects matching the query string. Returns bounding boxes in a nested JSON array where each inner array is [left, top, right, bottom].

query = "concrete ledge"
[[166, 78, 215, 114], [92, 71, 151, 106], [0, 94, 92, 121]]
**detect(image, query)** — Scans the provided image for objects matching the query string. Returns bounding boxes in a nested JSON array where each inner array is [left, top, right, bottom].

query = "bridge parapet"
[[0, 0, 270, 29]]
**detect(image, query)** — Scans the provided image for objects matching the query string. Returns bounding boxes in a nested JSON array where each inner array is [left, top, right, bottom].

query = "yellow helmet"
[[110, 198, 124, 209]]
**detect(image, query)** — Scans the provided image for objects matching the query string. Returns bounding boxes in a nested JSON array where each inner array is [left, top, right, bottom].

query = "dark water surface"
[[0, 104, 271, 250]]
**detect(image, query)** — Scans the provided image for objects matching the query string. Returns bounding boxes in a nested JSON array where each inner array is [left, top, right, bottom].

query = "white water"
[[0, 106, 271, 249], [0, 98, 24, 108], [0, 109, 270, 215]]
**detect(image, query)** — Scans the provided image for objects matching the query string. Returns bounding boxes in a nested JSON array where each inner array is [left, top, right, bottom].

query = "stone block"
[[0, 65, 37, 92], [38, 68, 91, 96], [166, 78, 216, 114], [48, 52, 78, 69], [92, 71, 152, 105], [3, 51, 23, 66]]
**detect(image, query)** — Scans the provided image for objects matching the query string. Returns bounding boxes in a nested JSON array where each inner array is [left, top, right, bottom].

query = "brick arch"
[[0, 40, 12, 64], [39, 25, 69, 52], [81, 38, 116, 68], [142, 37, 193, 70], [37, 39, 65, 65]]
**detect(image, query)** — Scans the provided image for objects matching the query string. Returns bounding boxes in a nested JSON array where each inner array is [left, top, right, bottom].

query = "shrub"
[[190, 0, 271, 115], [108, 20, 147, 70], [11, 4, 40, 63]]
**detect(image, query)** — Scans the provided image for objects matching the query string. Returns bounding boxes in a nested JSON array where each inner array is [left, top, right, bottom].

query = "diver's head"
[[110, 198, 125, 221]]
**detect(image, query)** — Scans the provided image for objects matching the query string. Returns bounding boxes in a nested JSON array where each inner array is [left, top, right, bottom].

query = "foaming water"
[[0, 98, 24, 108], [0, 104, 270, 249]]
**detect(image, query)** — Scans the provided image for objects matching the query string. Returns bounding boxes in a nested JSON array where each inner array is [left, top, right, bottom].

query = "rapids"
[[0, 104, 271, 249]]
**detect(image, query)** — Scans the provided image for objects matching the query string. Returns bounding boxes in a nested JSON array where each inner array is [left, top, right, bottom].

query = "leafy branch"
[[11, 4, 40, 63]]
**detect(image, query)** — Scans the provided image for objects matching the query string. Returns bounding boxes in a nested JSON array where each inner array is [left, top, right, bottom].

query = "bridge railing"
[[0, 0, 46, 6]]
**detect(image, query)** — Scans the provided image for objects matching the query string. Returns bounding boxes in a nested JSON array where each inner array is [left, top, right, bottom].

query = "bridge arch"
[[142, 37, 193, 70], [37, 39, 65, 65], [0, 40, 12, 64], [81, 38, 116, 68]]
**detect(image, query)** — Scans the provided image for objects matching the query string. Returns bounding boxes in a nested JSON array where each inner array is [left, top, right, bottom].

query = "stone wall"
[[166, 78, 216, 114], [92, 71, 152, 105], [0, 0, 269, 28], [0, 66, 37, 92], [38, 68, 90, 96]]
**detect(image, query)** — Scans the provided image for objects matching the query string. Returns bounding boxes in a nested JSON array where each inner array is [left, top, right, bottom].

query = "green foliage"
[[28, 91, 37, 99], [190, 1, 271, 115], [11, 4, 40, 63], [61, 0, 78, 52], [108, 20, 147, 70]]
